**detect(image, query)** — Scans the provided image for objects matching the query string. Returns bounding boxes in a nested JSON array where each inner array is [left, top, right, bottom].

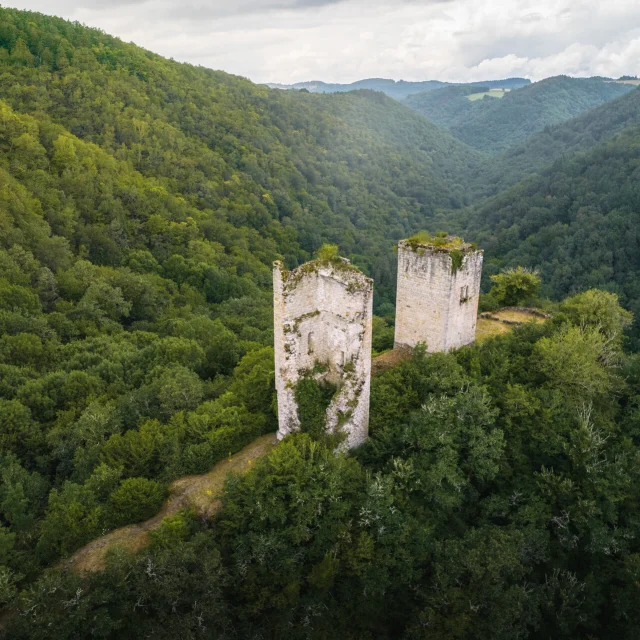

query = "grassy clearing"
[[476, 309, 547, 344], [467, 89, 506, 101], [611, 79, 640, 86], [475, 317, 512, 343], [492, 309, 547, 324], [61, 433, 278, 573]]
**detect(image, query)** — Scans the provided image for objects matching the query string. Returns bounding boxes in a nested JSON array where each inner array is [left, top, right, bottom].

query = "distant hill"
[[405, 76, 634, 154], [473, 86, 640, 194], [267, 77, 530, 100], [404, 84, 492, 128]]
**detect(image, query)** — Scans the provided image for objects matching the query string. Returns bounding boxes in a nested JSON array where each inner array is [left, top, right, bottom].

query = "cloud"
[[4, 0, 640, 83]]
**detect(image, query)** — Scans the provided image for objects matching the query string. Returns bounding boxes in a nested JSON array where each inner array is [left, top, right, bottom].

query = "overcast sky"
[[4, 0, 640, 84]]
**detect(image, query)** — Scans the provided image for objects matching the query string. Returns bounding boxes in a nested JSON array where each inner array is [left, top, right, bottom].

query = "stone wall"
[[273, 259, 373, 449], [394, 240, 483, 352]]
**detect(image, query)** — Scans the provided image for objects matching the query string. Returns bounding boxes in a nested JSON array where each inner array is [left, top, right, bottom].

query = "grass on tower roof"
[[404, 231, 472, 251]]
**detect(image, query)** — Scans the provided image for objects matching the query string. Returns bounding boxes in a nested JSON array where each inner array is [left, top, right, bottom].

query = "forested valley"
[[2, 6, 640, 639], [404, 76, 634, 154]]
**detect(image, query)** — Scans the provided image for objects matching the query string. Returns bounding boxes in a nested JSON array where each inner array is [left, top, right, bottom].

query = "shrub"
[[489, 266, 540, 306], [106, 478, 166, 528], [316, 243, 339, 262], [294, 377, 336, 440]]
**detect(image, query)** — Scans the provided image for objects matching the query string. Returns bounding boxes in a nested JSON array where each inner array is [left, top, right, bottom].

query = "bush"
[[478, 292, 500, 313], [106, 478, 166, 528], [489, 266, 540, 306], [316, 243, 339, 261], [372, 315, 395, 353], [181, 420, 265, 474], [294, 377, 336, 439]]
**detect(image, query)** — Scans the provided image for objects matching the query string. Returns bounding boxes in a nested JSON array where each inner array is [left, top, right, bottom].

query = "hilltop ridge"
[[267, 77, 530, 100], [405, 75, 634, 154]]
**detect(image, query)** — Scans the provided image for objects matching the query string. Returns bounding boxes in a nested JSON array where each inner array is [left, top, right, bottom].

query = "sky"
[[4, 0, 640, 84]]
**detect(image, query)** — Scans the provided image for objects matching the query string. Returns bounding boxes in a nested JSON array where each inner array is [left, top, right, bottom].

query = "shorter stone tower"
[[394, 235, 483, 352], [273, 257, 373, 449]]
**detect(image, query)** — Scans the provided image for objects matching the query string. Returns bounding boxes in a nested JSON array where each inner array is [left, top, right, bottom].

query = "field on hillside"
[[467, 88, 506, 101]]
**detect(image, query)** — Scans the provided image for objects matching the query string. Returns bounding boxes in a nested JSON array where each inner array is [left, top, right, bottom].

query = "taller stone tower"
[[273, 257, 373, 449], [394, 235, 483, 352]]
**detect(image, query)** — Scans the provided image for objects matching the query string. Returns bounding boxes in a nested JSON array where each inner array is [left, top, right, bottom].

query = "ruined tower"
[[273, 257, 373, 449], [394, 235, 483, 352]]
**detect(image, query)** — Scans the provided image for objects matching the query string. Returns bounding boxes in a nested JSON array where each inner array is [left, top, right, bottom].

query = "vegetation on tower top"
[[403, 231, 477, 252]]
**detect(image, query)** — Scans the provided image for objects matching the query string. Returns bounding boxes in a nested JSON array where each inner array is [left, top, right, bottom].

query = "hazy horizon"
[[3, 0, 640, 85]]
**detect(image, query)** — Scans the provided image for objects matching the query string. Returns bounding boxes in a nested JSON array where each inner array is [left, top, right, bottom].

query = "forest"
[[404, 76, 633, 154], [1, 5, 640, 639]]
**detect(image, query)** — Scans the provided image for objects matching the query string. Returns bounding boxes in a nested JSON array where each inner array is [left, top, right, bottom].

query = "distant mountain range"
[[267, 77, 531, 100]]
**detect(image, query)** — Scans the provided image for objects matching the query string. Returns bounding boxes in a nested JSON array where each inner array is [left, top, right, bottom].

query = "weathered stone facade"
[[273, 258, 373, 449], [394, 239, 483, 352]]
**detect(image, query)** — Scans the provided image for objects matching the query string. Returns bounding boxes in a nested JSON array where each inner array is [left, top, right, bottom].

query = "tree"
[[536, 325, 620, 400], [10, 38, 33, 66], [560, 289, 633, 343], [105, 477, 166, 527], [489, 266, 541, 306]]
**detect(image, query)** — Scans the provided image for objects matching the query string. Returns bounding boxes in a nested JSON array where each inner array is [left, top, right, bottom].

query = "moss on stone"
[[450, 249, 464, 274], [280, 256, 370, 294]]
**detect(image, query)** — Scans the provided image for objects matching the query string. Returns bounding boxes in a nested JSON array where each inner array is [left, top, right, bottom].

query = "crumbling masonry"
[[394, 238, 483, 352], [273, 258, 373, 449]]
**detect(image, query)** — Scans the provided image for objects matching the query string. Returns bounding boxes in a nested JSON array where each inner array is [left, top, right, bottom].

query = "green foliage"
[[560, 289, 633, 343], [372, 315, 394, 353], [406, 76, 634, 154], [536, 325, 621, 401], [405, 230, 465, 249], [294, 377, 337, 439], [450, 248, 464, 274], [9, 292, 640, 639], [105, 477, 166, 528], [315, 243, 339, 262], [490, 266, 541, 306], [3, 6, 640, 639], [460, 125, 640, 345], [475, 86, 640, 194]]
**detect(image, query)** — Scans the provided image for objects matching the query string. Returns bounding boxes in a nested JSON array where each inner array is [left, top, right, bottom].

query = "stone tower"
[[273, 257, 373, 449], [394, 236, 483, 352]]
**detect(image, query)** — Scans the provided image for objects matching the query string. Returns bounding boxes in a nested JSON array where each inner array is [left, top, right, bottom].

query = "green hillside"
[[405, 76, 633, 154], [0, 7, 484, 307], [449, 125, 640, 345], [474, 86, 640, 194], [404, 84, 494, 128]]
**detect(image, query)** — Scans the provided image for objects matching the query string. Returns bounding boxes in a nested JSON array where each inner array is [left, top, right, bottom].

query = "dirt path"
[[61, 433, 278, 574]]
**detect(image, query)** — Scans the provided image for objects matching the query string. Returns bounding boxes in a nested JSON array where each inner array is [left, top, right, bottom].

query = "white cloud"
[[4, 0, 640, 83]]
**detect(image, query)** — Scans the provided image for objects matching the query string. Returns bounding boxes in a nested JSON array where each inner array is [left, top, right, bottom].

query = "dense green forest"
[[473, 86, 640, 194], [405, 76, 633, 154], [436, 124, 640, 348], [0, 6, 486, 311], [2, 6, 640, 640], [10, 296, 640, 639], [403, 83, 499, 129]]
